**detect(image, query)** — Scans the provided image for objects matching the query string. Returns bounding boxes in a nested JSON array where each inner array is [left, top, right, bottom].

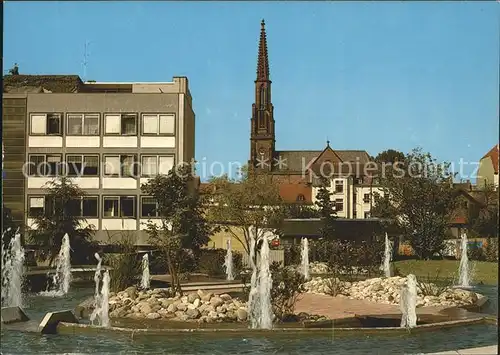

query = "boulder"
[[210, 296, 224, 308]]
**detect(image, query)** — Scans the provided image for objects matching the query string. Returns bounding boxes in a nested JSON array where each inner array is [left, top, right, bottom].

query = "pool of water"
[[1, 285, 497, 355]]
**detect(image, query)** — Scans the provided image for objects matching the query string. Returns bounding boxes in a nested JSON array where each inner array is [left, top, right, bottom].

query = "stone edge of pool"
[[56, 316, 495, 337]]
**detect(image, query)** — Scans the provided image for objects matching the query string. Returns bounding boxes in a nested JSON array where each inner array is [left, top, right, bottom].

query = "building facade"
[[2, 75, 195, 245], [249, 20, 380, 219], [477, 144, 499, 189]]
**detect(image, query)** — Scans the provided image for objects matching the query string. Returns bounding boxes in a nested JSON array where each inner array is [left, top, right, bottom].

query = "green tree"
[[141, 163, 214, 295], [372, 148, 456, 259], [375, 149, 406, 165], [281, 203, 321, 219], [315, 178, 336, 238], [468, 183, 498, 238], [29, 176, 98, 265], [207, 165, 285, 261]]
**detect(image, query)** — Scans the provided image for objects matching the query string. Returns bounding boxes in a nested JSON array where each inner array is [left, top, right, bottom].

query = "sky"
[[3, 1, 499, 182]]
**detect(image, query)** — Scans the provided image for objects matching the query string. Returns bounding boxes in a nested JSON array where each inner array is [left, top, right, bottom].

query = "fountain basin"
[[55, 316, 494, 338]]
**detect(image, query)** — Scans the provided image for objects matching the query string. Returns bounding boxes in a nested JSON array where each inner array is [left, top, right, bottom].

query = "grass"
[[393, 259, 498, 286]]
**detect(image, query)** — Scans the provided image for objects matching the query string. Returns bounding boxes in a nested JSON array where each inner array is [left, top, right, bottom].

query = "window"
[[334, 180, 344, 193], [104, 155, 137, 177], [67, 114, 100, 135], [103, 196, 136, 218], [30, 113, 62, 135], [335, 198, 344, 212], [141, 197, 159, 217], [141, 156, 174, 176], [296, 194, 306, 202], [66, 155, 99, 176], [104, 113, 137, 135], [28, 196, 45, 216], [142, 114, 175, 135], [28, 154, 62, 176], [66, 197, 99, 217], [363, 194, 371, 203]]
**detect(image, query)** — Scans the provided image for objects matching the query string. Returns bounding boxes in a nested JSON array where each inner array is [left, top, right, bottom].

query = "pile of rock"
[[304, 276, 480, 308], [82, 287, 249, 323]]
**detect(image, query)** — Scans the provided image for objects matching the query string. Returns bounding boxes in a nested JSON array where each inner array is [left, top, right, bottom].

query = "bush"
[[103, 238, 141, 292], [484, 238, 498, 262], [284, 244, 301, 266], [270, 261, 305, 321], [416, 269, 452, 297], [148, 249, 197, 275], [197, 248, 242, 277], [468, 243, 486, 261]]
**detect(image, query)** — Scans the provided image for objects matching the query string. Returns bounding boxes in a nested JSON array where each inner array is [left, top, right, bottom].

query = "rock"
[[176, 314, 189, 322], [161, 299, 175, 309], [167, 304, 177, 313], [124, 286, 137, 300], [176, 303, 188, 311], [186, 308, 200, 319], [193, 298, 201, 308], [140, 304, 152, 315], [181, 296, 188, 303], [146, 312, 161, 320], [187, 293, 200, 303], [210, 296, 224, 308], [236, 308, 248, 321], [187, 303, 197, 310], [219, 294, 232, 301], [208, 311, 218, 319], [201, 292, 213, 302]]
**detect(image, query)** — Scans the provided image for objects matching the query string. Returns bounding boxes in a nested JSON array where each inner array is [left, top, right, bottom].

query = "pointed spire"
[[256, 19, 270, 81]]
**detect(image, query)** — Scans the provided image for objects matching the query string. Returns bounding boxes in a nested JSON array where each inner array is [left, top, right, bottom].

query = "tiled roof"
[[481, 144, 499, 174], [3, 75, 84, 93], [276, 150, 371, 173], [279, 183, 313, 204]]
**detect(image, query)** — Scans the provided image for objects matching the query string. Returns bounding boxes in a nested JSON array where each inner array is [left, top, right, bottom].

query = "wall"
[[477, 156, 495, 188], [2, 97, 27, 224]]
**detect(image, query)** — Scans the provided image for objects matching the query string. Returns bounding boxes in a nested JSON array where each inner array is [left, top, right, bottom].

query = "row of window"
[[30, 113, 176, 136], [28, 196, 160, 219], [27, 154, 174, 177]]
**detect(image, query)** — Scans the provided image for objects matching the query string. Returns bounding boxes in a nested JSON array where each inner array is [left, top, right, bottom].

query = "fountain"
[[1, 227, 12, 304], [300, 237, 310, 280], [141, 253, 150, 289], [248, 227, 274, 329], [257, 232, 273, 329], [224, 239, 234, 281], [40, 234, 72, 296], [381, 233, 392, 278], [1, 231, 25, 307], [90, 253, 103, 325], [400, 274, 417, 328], [247, 227, 259, 329], [100, 269, 111, 328], [457, 233, 471, 288]]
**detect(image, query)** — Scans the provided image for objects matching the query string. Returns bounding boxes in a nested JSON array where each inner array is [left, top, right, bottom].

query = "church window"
[[296, 194, 306, 202], [260, 85, 266, 108]]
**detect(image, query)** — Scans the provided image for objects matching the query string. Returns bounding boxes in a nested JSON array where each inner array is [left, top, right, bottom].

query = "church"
[[249, 20, 376, 212]]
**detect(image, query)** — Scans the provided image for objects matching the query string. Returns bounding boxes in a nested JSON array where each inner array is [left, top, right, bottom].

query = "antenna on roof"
[[82, 40, 91, 82]]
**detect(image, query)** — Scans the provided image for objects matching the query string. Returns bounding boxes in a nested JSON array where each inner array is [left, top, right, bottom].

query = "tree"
[[315, 178, 337, 238], [207, 165, 285, 261], [141, 163, 214, 295], [375, 149, 406, 165], [29, 177, 98, 265], [372, 148, 456, 259], [281, 203, 321, 219], [2, 205, 18, 250], [468, 183, 498, 238]]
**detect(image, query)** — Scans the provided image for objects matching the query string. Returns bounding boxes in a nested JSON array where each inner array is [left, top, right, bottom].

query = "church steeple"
[[256, 19, 270, 82], [249, 19, 275, 171]]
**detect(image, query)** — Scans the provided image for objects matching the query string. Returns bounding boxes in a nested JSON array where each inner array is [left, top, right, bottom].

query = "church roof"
[[481, 144, 499, 174], [275, 149, 371, 173]]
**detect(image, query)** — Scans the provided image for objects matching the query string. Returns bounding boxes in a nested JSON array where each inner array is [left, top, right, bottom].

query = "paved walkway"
[[425, 345, 498, 354], [295, 293, 448, 320]]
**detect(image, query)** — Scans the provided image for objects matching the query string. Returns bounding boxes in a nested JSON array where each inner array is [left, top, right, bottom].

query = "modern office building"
[[2, 74, 195, 245]]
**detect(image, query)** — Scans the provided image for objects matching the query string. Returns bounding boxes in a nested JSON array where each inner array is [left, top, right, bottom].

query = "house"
[[477, 144, 499, 189]]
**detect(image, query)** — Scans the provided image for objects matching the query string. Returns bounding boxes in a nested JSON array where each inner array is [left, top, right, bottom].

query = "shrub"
[[484, 238, 499, 262], [148, 249, 197, 275], [270, 261, 305, 321], [284, 244, 301, 266], [468, 243, 486, 261], [416, 269, 453, 297], [197, 248, 242, 277], [103, 237, 141, 292]]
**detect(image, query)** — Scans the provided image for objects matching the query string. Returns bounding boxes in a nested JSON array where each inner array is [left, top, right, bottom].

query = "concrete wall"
[[477, 156, 495, 188]]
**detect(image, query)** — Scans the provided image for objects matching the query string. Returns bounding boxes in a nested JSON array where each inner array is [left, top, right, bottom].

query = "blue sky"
[[4, 1, 499, 181]]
